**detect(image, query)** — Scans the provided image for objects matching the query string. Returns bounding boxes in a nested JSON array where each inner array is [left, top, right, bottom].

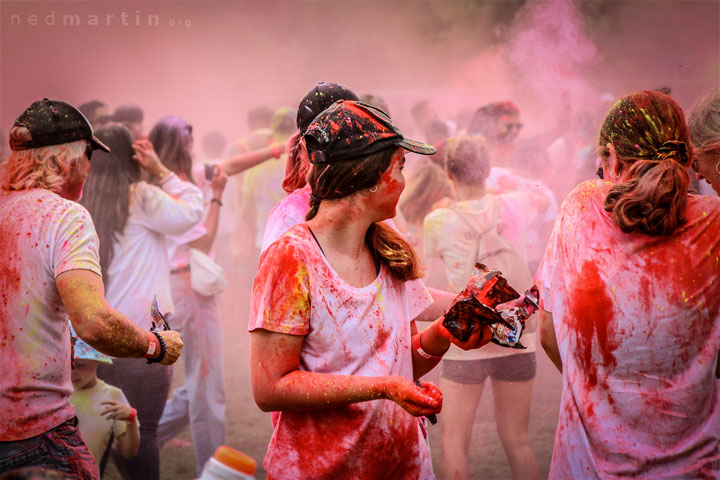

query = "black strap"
[[307, 226, 326, 257], [307, 226, 380, 275], [98, 430, 114, 477]]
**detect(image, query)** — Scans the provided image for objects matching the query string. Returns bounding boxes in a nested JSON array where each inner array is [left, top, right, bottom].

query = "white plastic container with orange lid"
[[197, 446, 257, 480]]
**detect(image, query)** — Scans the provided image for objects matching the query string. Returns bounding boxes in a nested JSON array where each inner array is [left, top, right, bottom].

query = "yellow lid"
[[213, 446, 257, 475]]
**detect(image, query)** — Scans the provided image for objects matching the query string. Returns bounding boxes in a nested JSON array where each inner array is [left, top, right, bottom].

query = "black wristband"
[[211, 198, 223, 207], [146, 331, 167, 364]]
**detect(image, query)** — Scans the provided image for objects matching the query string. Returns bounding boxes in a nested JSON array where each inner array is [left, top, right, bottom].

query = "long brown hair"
[[600, 91, 692, 236], [305, 147, 422, 281], [149, 116, 195, 183], [80, 125, 142, 279]]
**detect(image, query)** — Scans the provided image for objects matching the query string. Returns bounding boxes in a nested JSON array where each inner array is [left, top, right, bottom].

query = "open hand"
[[100, 400, 133, 422], [384, 377, 442, 417], [131, 139, 165, 177]]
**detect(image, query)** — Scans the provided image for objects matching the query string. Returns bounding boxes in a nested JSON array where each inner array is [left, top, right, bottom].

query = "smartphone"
[[204, 163, 214, 181]]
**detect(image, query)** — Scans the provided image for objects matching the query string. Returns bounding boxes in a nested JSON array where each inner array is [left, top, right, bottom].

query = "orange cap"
[[213, 446, 257, 475]]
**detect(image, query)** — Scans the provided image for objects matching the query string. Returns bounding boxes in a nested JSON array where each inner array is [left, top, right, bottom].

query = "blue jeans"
[[0, 417, 99, 479]]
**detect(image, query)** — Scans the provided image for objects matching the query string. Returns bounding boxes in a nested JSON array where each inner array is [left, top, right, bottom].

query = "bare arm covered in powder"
[[57, 269, 182, 365], [219, 143, 284, 177], [250, 329, 441, 417]]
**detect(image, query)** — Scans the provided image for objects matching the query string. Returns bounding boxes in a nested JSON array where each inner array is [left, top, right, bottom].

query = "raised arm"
[[131, 139, 204, 235], [57, 269, 182, 365], [219, 143, 285, 177], [249, 329, 441, 417]]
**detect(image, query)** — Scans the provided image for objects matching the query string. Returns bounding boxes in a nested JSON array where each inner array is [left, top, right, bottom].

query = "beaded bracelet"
[[146, 331, 167, 364]]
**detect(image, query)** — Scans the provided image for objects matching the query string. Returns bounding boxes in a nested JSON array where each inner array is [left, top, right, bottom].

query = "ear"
[[606, 143, 621, 177]]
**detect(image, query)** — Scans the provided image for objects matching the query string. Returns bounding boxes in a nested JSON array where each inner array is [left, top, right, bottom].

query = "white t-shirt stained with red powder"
[[0, 189, 102, 441], [249, 224, 435, 480], [536, 180, 720, 478]]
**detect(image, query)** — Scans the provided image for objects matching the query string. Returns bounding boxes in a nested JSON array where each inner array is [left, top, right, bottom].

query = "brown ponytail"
[[599, 91, 693, 236], [604, 159, 688, 236], [305, 147, 422, 281], [282, 132, 308, 194]]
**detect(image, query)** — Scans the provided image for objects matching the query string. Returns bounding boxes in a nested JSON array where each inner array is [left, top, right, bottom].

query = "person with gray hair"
[[689, 89, 720, 195], [0, 99, 183, 479]]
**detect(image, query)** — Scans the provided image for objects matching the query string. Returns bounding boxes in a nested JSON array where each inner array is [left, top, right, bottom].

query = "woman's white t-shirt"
[[249, 224, 435, 479]]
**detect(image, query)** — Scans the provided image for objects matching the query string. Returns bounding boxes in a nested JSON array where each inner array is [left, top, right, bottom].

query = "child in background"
[[70, 334, 140, 477]]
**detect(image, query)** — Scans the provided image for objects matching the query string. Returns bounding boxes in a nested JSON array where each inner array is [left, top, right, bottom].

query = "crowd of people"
[[0, 83, 719, 480]]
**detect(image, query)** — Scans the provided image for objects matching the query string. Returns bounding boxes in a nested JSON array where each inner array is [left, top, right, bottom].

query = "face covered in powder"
[[368, 148, 407, 221]]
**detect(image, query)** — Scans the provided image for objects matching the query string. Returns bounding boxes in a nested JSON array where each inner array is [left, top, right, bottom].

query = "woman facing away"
[[423, 136, 547, 480], [151, 115, 283, 475], [249, 100, 494, 479], [536, 90, 720, 478], [688, 89, 720, 195], [80, 124, 204, 480], [261, 81, 359, 253]]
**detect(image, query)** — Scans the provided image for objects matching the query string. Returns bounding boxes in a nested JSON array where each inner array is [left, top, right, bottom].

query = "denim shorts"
[[0, 417, 99, 479]]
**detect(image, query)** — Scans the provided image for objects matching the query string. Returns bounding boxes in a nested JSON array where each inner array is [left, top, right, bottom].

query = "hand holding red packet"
[[442, 263, 538, 349]]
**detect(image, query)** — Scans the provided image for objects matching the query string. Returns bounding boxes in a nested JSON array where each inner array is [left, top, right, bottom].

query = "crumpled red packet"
[[442, 263, 538, 348]]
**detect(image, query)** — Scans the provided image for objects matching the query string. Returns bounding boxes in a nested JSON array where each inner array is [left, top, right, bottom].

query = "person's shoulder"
[[276, 188, 310, 214], [45, 192, 93, 222], [687, 193, 720, 220], [424, 205, 452, 225], [262, 224, 314, 261], [560, 179, 608, 211]]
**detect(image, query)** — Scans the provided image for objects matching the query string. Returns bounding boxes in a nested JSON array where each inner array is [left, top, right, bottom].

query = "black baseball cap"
[[296, 82, 359, 134], [304, 100, 436, 164], [10, 98, 110, 152]]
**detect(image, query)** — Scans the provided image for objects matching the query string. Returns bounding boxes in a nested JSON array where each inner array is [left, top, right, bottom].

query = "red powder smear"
[[251, 241, 310, 329], [285, 406, 421, 479], [567, 261, 618, 392], [0, 209, 25, 435]]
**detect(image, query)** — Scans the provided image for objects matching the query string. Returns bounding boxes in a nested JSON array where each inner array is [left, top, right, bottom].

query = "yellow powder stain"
[[611, 285, 616, 301]]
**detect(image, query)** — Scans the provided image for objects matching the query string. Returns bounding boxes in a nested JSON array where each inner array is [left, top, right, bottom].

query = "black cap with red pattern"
[[10, 98, 110, 152], [296, 82, 359, 134], [304, 100, 436, 164]]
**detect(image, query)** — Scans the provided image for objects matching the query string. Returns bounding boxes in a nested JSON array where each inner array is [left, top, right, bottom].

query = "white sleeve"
[[53, 203, 102, 277], [135, 175, 204, 236]]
